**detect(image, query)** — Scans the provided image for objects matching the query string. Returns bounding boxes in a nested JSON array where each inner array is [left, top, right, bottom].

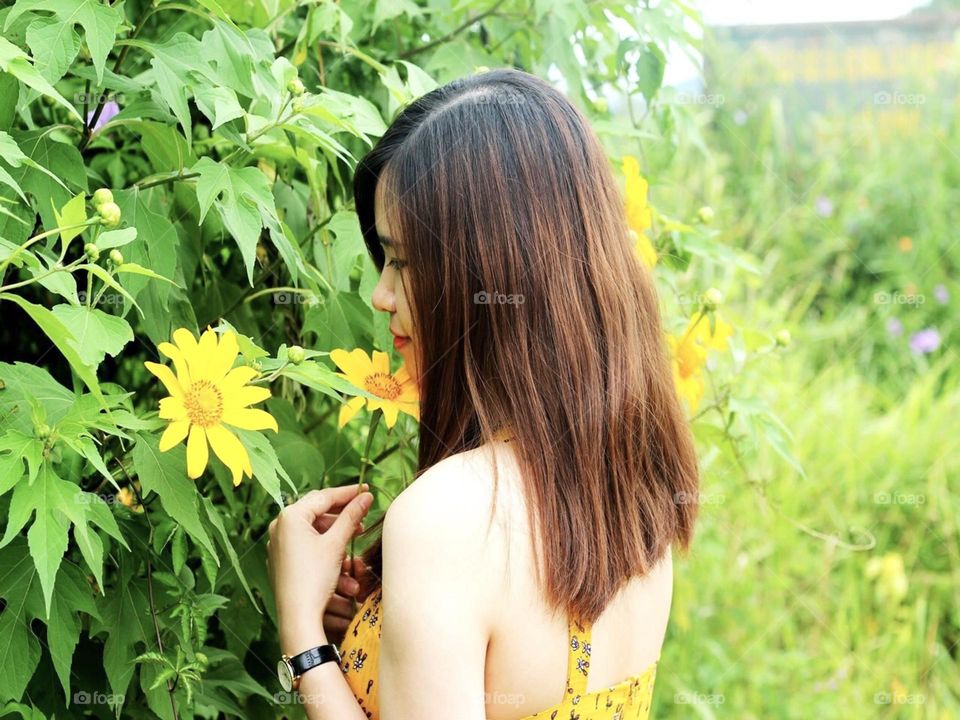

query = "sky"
[[697, 0, 929, 25], [663, 0, 932, 86]]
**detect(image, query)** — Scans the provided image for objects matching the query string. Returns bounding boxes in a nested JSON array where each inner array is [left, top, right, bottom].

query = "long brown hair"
[[352, 67, 699, 624]]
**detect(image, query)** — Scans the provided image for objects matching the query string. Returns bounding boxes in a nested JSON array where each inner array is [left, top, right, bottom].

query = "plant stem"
[[349, 409, 381, 580]]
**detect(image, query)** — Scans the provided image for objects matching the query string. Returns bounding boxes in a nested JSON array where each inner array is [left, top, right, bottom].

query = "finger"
[[323, 614, 352, 637], [337, 572, 361, 597], [328, 492, 374, 547], [314, 512, 338, 533], [291, 484, 371, 521], [326, 594, 356, 619]]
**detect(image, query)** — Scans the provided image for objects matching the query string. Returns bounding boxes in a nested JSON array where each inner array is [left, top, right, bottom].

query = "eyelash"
[[387, 258, 406, 271]]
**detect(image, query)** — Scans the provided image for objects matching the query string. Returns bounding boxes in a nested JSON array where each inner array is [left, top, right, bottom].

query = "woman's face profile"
[[371, 182, 419, 387]]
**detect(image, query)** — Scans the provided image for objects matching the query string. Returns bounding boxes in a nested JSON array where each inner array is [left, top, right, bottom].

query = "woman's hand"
[[266, 484, 374, 655]]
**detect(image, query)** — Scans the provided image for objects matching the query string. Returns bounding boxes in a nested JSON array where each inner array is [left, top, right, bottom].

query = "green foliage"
[[0, 0, 834, 717]]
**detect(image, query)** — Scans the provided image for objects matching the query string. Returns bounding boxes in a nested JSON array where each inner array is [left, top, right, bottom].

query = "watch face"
[[277, 659, 294, 693]]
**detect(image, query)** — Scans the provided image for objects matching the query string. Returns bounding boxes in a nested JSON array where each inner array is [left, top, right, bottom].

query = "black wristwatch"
[[277, 644, 342, 691]]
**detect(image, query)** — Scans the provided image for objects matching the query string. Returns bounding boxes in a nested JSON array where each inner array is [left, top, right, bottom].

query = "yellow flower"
[[331, 348, 419, 429], [116, 485, 143, 513], [622, 155, 657, 269], [897, 235, 913, 252], [145, 327, 277, 486], [667, 313, 734, 412]]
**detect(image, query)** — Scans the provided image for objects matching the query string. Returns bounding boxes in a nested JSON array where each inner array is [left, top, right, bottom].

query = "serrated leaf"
[[50, 304, 134, 366], [0, 37, 80, 120], [0, 293, 107, 412], [5, 0, 124, 84], [132, 433, 219, 562], [190, 157, 280, 285]]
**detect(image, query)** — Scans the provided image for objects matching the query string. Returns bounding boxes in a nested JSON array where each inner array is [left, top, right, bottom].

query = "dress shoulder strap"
[[564, 617, 592, 697]]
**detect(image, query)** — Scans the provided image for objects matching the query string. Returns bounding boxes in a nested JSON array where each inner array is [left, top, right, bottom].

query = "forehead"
[[374, 175, 401, 245]]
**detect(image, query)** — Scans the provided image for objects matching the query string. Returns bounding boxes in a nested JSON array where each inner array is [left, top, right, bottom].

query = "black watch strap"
[[290, 644, 341, 676]]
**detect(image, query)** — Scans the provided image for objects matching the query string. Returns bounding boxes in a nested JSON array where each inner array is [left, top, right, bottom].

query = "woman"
[[266, 67, 699, 720]]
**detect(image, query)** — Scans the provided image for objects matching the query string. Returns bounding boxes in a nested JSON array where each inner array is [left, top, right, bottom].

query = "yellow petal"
[[224, 385, 272, 409], [158, 342, 192, 387], [159, 418, 190, 451], [338, 396, 366, 428], [145, 361, 183, 398], [159, 396, 186, 420], [186, 425, 209, 479], [372, 350, 390, 375], [221, 407, 279, 432], [205, 424, 252, 486], [220, 365, 260, 393], [208, 330, 239, 382], [381, 402, 399, 428], [189, 327, 218, 380], [172, 328, 200, 368], [330, 348, 374, 387]]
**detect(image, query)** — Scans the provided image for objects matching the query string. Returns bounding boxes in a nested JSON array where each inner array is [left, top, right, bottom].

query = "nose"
[[371, 270, 395, 315]]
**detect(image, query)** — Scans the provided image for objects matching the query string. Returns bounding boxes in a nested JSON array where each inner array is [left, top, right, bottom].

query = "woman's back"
[[340, 439, 674, 719], [477, 441, 674, 719]]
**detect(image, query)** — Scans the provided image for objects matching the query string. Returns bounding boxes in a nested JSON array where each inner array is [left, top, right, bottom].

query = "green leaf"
[[0, 37, 80, 120], [0, 293, 106, 410], [0, 430, 43, 485], [132, 433, 219, 562], [320, 210, 365, 292], [46, 558, 100, 703], [50, 304, 134, 366], [231, 428, 292, 506], [94, 227, 137, 249], [24, 16, 81, 85], [191, 157, 280, 285], [201, 497, 259, 610], [0, 539, 45, 700], [90, 560, 152, 706], [52, 192, 87, 247], [5, 0, 125, 84]]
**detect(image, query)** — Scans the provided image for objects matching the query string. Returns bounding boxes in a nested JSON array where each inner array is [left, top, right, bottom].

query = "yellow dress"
[[340, 586, 658, 719]]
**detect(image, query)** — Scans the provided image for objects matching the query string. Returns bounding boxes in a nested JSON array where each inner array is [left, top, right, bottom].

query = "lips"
[[391, 330, 409, 350]]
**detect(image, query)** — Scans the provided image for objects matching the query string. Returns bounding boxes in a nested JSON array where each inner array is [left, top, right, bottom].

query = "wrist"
[[280, 620, 328, 658]]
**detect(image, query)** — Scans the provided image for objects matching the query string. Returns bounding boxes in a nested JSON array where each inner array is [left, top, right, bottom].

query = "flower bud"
[[287, 77, 305, 96], [291, 98, 304, 113], [84, 243, 100, 261], [287, 345, 305, 365], [109, 249, 124, 266], [697, 206, 715, 224], [99, 202, 121, 228], [775, 329, 792, 347], [92, 188, 113, 208], [593, 97, 609, 114], [37, 423, 52, 440], [703, 287, 723, 311]]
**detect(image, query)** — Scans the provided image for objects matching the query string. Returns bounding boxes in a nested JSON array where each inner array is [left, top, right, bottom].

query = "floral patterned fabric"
[[340, 587, 658, 719]]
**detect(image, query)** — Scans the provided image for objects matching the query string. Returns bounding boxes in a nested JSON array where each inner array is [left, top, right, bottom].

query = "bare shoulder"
[[380, 445, 516, 628], [383, 442, 520, 541]]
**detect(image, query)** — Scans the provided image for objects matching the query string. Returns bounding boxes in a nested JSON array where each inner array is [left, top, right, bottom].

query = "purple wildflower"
[[933, 284, 949, 304], [886, 318, 903, 337], [815, 195, 834, 217], [909, 328, 941, 355], [86, 100, 120, 133]]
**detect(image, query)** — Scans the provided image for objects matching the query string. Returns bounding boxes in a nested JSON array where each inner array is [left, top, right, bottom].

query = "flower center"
[[365, 372, 402, 400], [184, 380, 224, 427]]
